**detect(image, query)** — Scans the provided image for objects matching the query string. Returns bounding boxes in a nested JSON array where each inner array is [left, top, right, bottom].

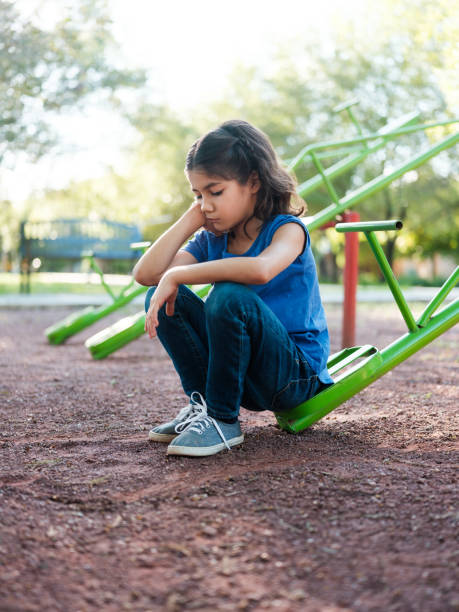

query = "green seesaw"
[[84, 284, 211, 359], [50, 101, 407, 347], [45, 247, 150, 344], [84, 110, 458, 359], [275, 219, 459, 433]]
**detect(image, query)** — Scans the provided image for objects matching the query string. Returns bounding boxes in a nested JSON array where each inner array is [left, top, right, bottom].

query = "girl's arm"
[[145, 222, 305, 337], [133, 203, 206, 286]]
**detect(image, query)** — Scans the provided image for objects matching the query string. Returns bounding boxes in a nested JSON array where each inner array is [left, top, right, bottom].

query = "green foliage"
[[0, 0, 145, 163], [12, 0, 459, 268]]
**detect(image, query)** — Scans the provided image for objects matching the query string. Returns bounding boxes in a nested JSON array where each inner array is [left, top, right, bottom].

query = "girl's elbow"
[[133, 264, 156, 286], [134, 272, 148, 286], [132, 264, 145, 285], [253, 261, 271, 284]]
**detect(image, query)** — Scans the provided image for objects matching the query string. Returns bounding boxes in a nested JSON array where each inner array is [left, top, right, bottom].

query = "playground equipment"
[[42, 216, 171, 344], [45, 249, 148, 345], [85, 284, 210, 359], [274, 220, 459, 433], [288, 110, 459, 231], [84, 107, 458, 360]]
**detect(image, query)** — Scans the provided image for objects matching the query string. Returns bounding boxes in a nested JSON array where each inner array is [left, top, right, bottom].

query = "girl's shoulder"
[[260, 214, 310, 256], [264, 213, 308, 239]]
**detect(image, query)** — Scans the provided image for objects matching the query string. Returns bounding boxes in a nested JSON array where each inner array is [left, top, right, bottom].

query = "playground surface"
[[0, 304, 457, 611]]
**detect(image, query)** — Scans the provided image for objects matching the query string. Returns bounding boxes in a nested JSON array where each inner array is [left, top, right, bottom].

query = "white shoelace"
[[175, 391, 231, 450], [174, 391, 208, 434], [186, 415, 231, 451]]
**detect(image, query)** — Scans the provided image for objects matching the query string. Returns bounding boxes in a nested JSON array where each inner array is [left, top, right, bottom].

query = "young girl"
[[133, 119, 333, 457]]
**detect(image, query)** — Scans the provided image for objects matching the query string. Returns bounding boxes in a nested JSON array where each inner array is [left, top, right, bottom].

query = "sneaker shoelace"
[[175, 392, 232, 451], [186, 415, 231, 451], [174, 391, 208, 434]]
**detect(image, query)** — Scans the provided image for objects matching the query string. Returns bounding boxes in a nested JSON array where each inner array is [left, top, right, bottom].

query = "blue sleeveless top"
[[184, 214, 333, 385]]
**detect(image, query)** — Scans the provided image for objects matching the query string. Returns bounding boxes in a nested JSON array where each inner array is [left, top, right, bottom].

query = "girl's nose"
[[200, 197, 214, 213]]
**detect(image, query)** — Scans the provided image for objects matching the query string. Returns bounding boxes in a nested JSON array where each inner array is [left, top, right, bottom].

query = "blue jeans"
[[145, 282, 325, 422]]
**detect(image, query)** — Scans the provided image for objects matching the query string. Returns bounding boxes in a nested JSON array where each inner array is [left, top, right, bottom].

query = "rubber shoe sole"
[[167, 434, 244, 457], [148, 430, 177, 443]]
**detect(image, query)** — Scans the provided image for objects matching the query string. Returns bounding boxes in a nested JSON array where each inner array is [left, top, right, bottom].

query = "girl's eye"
[[194, 190, 223, 200]]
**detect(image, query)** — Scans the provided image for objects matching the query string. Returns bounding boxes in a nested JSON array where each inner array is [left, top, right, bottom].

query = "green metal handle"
[[336, 220, 403, 233], [333, 98, 360, 113], [335, 219, 417, 332]]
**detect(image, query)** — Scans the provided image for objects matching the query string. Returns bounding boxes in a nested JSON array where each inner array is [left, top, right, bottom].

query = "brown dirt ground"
[[0, 301, 458, 612]]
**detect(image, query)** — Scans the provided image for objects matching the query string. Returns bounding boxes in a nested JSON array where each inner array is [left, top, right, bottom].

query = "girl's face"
[[187, 169, 260, 234]]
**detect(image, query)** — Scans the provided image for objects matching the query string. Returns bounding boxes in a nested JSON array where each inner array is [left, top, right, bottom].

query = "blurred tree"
[[20, 0, 458, 272], [200, 33, 458, 268], [24, 103, 201, 244], [0, 0, 145, 164]]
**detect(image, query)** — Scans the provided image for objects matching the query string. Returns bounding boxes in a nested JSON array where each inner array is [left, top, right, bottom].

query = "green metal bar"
[[327, 345, 378, 376], [45, 284, 147, 344], [305, 131, 459, 231], [334, 97, 366, 142], [308, 146, 367, 160], [333, 98, 360, 114], [276, 298, 459, 433], [296, 112, 419, 197], [336, 220, 403, 233], [347, 107, 366, 140], [417, 267, 459, 327], [85, 283, 213, 359], [336, 220, 417, 332], [117, 276, 136, 299], [290, 119, 459, 170], [86, 310, 147, 360], [86, 255, 116, 301], [365, 231, 418, 333], [309, 150, 340, 204]]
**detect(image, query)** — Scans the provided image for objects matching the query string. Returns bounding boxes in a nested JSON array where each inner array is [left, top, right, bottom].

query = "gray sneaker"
[[167, 415, 244, 457], [148, 392, 207, 443]]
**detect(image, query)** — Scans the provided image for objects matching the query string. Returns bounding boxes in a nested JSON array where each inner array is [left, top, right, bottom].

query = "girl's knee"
[[145, 284, 193, 314], [205, 282, 255, 317]]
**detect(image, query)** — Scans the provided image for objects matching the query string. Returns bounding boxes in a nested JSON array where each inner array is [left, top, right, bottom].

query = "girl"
[[133, 119, 333, 457]]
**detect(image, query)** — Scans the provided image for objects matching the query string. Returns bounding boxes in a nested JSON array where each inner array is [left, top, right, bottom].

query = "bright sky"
[[4, 0, 368, 205]]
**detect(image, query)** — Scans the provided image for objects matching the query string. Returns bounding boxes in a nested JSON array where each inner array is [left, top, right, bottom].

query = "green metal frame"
[[290, 119, 459, 231], [45, 252, 148, 344], [275, 221, 459, 433], [85, 285, 211, 359], [83, 107, 458, 358]]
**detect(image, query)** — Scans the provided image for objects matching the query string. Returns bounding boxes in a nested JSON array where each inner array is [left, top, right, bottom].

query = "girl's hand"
[[189, 200, 224, 237], [145, 271, 179, 338]]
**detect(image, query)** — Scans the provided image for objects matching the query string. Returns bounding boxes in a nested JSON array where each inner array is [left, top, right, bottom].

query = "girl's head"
[[185, 120, 305, 233]]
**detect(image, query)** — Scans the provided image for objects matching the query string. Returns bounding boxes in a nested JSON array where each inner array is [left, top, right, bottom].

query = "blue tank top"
[[184, 214, 334, 384]]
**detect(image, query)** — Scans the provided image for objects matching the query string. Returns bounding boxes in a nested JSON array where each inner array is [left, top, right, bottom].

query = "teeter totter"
[[274, 219, 459, 433], [83, 106, 459, 359]]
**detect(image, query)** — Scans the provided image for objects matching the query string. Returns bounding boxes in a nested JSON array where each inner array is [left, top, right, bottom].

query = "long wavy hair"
[[185, 119, 305, 237]]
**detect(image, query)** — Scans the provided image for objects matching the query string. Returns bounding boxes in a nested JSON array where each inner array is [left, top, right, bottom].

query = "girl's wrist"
[[163, 266, 180, 284], [183, 202, 205, 232]]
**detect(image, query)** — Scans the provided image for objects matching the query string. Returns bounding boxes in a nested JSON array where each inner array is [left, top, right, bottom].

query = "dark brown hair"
[[185, 119, 305, 236]]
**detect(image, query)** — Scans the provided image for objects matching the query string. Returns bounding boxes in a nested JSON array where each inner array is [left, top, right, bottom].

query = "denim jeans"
[[145, 282, 326, 422]]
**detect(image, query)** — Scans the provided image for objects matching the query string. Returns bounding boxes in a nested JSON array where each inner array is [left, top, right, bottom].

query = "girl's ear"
[[249, 171, 261, 193]]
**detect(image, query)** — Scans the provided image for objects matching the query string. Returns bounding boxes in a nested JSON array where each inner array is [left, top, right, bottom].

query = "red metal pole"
[[342, 211, 360, 348]]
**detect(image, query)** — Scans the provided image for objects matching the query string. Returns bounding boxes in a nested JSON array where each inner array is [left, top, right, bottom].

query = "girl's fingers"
[[145, 305, 159, 338], [165, 299, 175, 316]]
